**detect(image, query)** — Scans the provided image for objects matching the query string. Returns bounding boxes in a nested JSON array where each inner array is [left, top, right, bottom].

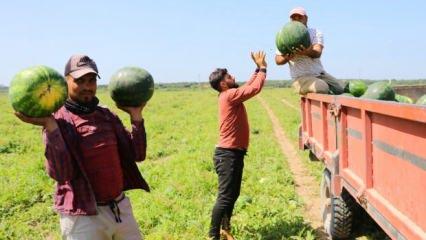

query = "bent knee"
[[312, 80, 329, 94], [299, 79, 329, 94]]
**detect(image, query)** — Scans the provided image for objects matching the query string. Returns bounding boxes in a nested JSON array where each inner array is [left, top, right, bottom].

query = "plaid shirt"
[[43, 106, 150, 215]]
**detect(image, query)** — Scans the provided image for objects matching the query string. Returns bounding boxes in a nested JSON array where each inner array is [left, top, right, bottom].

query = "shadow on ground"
[[350, 208, 391, 240]]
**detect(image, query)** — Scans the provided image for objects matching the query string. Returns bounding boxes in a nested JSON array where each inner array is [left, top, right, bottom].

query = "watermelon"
[[344, 80, 367, 97], [416, 94, 426, 105], [361, 81, 395, 101], [109, 67, 154, 107], [9, 66, 67, 117], [276, 21, 311, 55], [395, 94, 413, 104]]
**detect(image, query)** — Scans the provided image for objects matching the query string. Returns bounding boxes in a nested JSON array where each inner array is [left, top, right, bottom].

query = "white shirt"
[[277, 28, 325, 79]]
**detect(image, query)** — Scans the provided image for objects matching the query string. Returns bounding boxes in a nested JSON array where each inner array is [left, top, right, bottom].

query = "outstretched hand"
[[117, 102, 146, 122], [251, 51, 267, 68]]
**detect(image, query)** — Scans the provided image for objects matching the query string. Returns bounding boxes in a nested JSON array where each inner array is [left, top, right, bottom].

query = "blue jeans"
[[209, 147, 245, 239]]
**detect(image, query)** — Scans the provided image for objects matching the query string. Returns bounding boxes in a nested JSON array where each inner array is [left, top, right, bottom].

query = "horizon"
[[1, 1, 426, 86], [2, 78, 426, 88]]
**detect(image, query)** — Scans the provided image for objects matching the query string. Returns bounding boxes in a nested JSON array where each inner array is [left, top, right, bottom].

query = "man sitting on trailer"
[[275, 7, 345, 95]]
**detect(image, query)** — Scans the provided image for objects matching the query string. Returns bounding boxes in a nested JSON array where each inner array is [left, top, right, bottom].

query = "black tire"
[[320, 170, 354, 239], [309, 150, 319, 161]]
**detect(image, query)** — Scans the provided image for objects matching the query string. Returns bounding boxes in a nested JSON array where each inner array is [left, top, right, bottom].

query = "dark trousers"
[[209, 147, 245, 239]]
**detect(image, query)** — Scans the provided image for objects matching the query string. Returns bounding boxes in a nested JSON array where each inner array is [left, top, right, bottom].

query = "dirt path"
[[258, 96, 328, 239], [281, 98, 299, 112]]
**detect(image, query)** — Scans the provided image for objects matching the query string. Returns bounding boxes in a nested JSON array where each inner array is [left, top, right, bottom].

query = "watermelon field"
[[0, 87, 388, 239]]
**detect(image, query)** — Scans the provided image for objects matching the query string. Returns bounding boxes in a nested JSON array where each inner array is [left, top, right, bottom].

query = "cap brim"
[[290, 13, 306, 17], [69, 68, 100, 79]]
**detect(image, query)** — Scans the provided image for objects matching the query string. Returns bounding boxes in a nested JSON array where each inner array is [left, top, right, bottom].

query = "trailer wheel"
[[309, 150, 319, 161], [320, 170, 354, 239]]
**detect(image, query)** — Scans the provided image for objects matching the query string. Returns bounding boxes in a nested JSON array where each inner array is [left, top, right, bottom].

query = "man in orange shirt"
[[208, 51, 267, 240]]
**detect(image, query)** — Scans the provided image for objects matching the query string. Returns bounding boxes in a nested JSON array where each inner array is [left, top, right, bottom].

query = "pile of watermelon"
[[342, 80, 426, 105], [417, 95, 426, 105]]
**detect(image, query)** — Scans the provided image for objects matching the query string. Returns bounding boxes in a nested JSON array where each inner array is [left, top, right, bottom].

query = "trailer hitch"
[[356, 186, 368, 208], [328, 103, 342, 117]]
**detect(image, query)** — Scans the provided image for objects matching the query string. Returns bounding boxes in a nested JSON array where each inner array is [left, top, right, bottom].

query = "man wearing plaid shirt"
[[15, 54, 149, 240]]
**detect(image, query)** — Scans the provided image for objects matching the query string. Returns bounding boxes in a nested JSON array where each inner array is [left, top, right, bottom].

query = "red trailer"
[[299, 86, 426, 239]]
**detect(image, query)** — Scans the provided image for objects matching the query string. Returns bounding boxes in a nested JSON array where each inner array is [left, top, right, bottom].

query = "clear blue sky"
[[1, 1, 426, 86]]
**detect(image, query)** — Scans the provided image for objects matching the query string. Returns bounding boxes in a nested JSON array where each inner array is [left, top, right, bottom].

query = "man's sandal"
[[220, 229, 234, 240]]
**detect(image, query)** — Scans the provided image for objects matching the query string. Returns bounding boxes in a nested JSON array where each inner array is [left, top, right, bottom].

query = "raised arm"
[[227, 51, 267, 104], [128, 119, 147, 162], [275, 53, 293, 65], [115, 103, 147, 162]]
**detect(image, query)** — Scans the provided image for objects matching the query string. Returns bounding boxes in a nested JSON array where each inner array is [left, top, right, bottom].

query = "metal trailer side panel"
[[300, 93, 426, 240], [339, 102, 426, 240]]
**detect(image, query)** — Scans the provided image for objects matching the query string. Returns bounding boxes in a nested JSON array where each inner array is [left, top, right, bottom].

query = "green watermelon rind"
[[348, 80, 367, 97], [109, 67, 155, 107], [276, 21, 311, 55], [9, 66, 67, 117], [361, 81, 395, 101], [416, 95, 426, 105], [275, 29, 289, 55], [395, 94, 413, 104]]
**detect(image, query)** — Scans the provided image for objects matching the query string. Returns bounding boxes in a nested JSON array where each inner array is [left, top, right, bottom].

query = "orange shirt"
[[217, 69, 266, 150]]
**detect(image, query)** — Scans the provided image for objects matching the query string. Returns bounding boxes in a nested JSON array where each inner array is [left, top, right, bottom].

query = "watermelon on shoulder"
[[9, 66, 67, 117], [109, 67, 155, 107], [276, 21, 311, 55], [361, 81, 395, 101]]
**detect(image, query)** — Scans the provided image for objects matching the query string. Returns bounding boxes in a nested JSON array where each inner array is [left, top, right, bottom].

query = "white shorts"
[[60, 196, 143, 240]]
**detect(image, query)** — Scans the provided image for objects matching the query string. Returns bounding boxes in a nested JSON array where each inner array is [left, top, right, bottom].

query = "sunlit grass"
[[0, 88, 315, 239]]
